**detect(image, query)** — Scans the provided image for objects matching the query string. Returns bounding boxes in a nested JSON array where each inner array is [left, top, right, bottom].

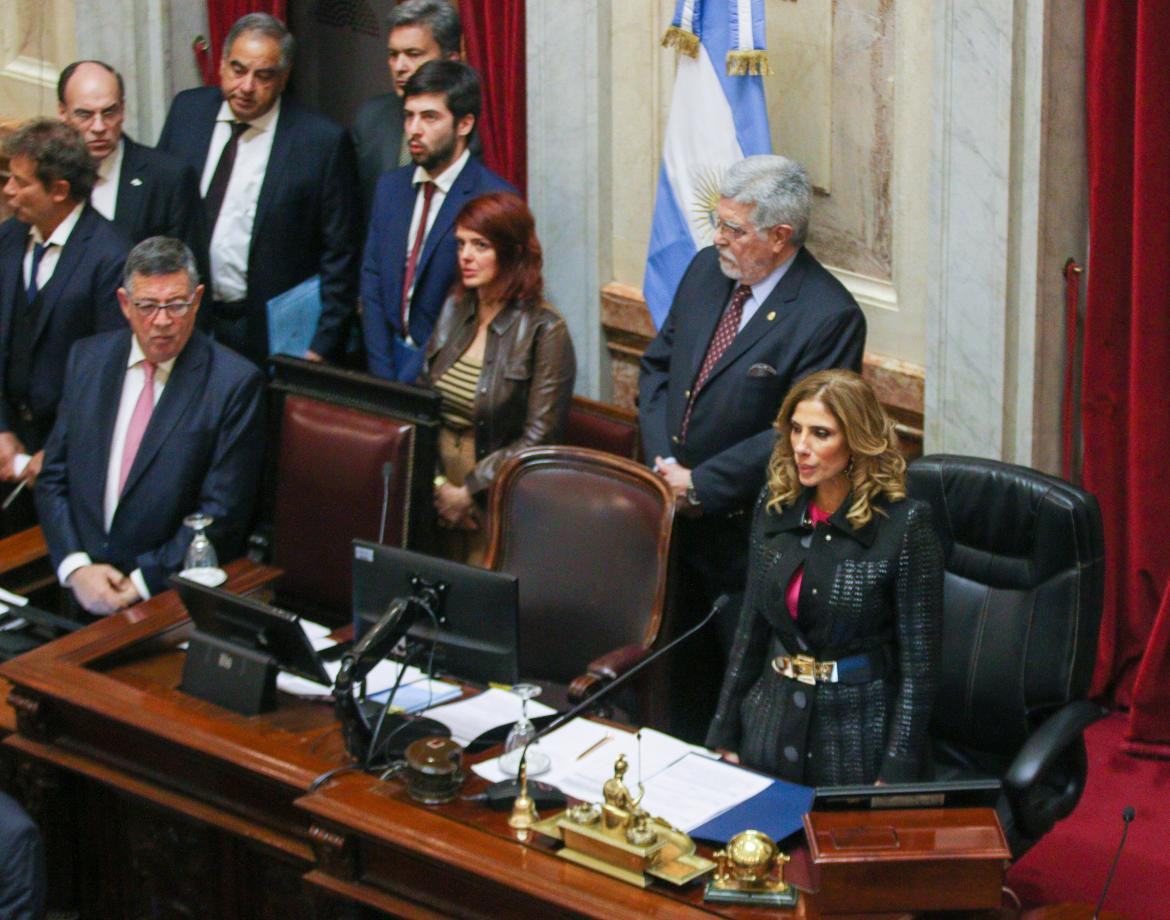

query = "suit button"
[[671, 435, 680, 445], [684, 389, 691, 398], [793, 690, 807, 709], [784, 745, 799, 763], [825, 534, 832, 542], [811, 588, 818, 596]]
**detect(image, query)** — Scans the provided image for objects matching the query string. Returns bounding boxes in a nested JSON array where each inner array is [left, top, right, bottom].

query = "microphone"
[[1093, 805, 1134, 920], [490, 593, 734, 803], [377, 460, 394, 544]]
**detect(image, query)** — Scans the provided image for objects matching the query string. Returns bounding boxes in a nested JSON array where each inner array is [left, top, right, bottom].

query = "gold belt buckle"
[[773, 654, 834, 685]]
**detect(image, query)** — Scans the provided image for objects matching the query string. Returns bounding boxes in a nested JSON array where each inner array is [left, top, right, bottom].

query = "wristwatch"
[[685, 485, 701, 508]]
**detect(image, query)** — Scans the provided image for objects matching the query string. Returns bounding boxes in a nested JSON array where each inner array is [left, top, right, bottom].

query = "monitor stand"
[[181, 630, 277, 716]]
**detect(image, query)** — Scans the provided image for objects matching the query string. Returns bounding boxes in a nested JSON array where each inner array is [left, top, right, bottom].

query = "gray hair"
[[387, 0, 463, 57], [223, 13, 296, 72], [123, 237, 200, 291], [720, 155, 811, 246]]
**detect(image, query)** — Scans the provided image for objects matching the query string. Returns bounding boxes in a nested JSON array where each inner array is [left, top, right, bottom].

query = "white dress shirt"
[[89, 137, 124, 221], [57, 338, 177, 602], [402, 148, 470, 333], [22, 201, 85, 292], [201, 98, 281, 303]]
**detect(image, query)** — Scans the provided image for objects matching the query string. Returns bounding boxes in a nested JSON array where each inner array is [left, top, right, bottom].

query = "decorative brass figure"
[[531, 754, 715, 888], [704, 829, 797, 907]]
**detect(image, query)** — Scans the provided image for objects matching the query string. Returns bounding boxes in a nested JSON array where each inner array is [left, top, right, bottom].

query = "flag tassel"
[[726, 49, 773, 76], [662, 25, 701, 58]]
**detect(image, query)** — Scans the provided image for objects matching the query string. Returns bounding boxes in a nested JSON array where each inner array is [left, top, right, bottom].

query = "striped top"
[[434, 353, 482, 429]]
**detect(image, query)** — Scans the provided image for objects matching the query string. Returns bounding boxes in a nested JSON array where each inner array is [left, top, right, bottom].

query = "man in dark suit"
[[36, 237, 265, 616], [57, 60, 208, 284], [157, 12, 359, 366], [0, 792, 45, 920], [351, 0, 465, 226], [0, 119, 129, 489], [362, 60, 513, 382], [638, 154, 866, 739]]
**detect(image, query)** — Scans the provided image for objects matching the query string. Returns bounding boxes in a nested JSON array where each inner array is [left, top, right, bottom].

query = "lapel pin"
[[130, 177, 143, 186], [766, 310, 776, 321]]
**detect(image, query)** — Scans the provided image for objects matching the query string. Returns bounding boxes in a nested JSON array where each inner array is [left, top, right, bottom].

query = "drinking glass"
[[499, 683, 550, 777]]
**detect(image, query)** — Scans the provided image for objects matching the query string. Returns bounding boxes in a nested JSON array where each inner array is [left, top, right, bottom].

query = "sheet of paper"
[[421, 687, 555, 747], [470, 718, 717, 795], [0, 586, 29, 607], [299, 619, 336, 651], [636, 752, 773, 832], [276, 658, 461, 713]]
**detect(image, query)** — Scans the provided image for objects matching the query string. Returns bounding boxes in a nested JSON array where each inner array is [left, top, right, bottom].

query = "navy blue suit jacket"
[[157, 87, 359, 363], [35, 329, 266, 595], [0, 792, 44, 920], [0, 205, 129, 445], [639, 246, 866, 514], [360, 157, 513, 382], [114, 135, 209, 289]]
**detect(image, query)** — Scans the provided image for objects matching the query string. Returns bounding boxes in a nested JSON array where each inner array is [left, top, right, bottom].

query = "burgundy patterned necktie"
[[680, 283, 752, 437]]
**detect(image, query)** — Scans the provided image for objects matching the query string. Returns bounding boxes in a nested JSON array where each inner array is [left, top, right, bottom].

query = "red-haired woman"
[[422, 192, 576, 564]]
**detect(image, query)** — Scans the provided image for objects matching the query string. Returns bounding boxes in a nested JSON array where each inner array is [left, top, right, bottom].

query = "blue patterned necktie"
[[26, 241, 48, 303]]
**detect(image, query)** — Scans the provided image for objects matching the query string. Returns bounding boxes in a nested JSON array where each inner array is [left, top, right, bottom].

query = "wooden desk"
[[0, 563, 1001, 919]]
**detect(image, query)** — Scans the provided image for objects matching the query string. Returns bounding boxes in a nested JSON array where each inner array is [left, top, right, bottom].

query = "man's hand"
[[19, 450, 43, 483], [0, 431, 26, 482], [304, 350, 325, 363], [653, 456, 693, 500], [67, 564, 138, 615], [435, 481, 476, 529]]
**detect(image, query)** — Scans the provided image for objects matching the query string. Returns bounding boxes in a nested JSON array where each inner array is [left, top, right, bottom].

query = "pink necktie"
[[119, 362, 156, 494]]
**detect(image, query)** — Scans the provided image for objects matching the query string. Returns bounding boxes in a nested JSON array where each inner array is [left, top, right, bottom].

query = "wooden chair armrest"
[[567, 643, 652, 705], [0, 526, 48, 578]]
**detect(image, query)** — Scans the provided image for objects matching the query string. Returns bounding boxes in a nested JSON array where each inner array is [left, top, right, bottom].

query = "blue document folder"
[[690, 777, 815, 846], [266, 275, 322, 357]]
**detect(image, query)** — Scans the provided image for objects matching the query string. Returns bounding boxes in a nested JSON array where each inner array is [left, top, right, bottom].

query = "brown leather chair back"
[[264, 357, 441, 624], [562, 396, 641, 461], [484, 446, 674, 691]]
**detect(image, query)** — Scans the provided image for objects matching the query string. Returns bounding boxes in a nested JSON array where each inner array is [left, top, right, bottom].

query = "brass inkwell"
[[704, 829, 797, 907], [530, 754, 716, 888]]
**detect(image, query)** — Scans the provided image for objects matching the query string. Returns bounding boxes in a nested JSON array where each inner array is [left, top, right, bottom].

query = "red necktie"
[[119, 362, 157, 494], [401, 181, 436, 332], [680, 284, 752, 437]]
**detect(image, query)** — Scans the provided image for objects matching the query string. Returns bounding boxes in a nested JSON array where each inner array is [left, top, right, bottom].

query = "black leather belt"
[[211, 300, 247, 320]]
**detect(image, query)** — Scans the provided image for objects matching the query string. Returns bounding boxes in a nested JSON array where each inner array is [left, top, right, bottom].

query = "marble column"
[[73, 0, 206, 145], [525, 0, 612, 398], [926, 0, 1085, 469]]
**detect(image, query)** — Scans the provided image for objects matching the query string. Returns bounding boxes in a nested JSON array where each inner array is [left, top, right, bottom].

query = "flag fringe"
[[662, 26, 700, 59], [726, 50, 773, 76]]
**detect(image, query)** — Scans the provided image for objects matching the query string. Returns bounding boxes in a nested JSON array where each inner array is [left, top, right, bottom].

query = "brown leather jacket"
[[423, 293, 576, 496]]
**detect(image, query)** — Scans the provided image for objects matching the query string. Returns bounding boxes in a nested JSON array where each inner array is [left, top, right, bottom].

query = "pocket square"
[[747, 363, 778, 377]]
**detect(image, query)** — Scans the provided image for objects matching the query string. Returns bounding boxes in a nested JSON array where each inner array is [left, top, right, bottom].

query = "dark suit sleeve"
[[34, 348, 85, 569], [0, 793, 45, 920], [135, 366, 266, 593], [309, 130, 360, 359], [93, 240, 129, 333], [691, 306, 867, 512], [164, 163, 211, 296], [360, 175, 395, 379], [637, 308, 676, 464]]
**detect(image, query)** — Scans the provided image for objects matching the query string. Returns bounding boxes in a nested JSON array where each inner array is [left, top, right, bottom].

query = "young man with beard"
[[360, 60, 513, 383]]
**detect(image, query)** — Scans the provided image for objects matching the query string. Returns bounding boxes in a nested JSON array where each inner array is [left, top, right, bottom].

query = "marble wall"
[[0, 0, 77, 121]]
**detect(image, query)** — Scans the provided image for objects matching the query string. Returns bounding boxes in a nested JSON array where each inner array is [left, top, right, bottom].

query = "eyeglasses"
[[130, 298, 196, 318]]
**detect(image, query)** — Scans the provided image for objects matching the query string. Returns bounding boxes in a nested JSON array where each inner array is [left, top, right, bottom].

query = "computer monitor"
[[351, 540, 520, 686], [174, 576, 330, 714], [812, 778, 1002, 811]]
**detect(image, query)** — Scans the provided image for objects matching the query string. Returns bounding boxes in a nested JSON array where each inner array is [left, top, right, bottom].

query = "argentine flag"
[[644, 0, 773, 329]]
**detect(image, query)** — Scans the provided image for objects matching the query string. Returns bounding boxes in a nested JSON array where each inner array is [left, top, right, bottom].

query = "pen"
[[2, 478, 28, 511], [576, 733, 614, 761]]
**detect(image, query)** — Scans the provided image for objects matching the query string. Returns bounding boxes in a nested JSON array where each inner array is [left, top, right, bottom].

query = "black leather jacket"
[[706, 488, 943, 785], [423, 293, 575, 496]]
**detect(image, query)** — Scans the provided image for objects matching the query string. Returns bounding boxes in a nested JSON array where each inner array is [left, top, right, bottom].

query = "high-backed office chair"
[[258, 357, 441, 625], [906, 454, 1106, 857], [562, 395, 642, 461], [483, 446, 676, 724]]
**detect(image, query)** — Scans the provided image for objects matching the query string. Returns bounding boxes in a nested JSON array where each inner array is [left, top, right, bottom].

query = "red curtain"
[[1083, 1, 1170, 749], [197, 1, 289, 85], [458, 0, 527, 198]]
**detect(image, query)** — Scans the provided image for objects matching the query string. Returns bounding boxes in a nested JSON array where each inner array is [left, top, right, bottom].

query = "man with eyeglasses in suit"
[[36, 236, 265, 616]]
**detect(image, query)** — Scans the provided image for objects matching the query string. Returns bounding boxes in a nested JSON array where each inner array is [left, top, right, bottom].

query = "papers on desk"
[[421, 687, 555, 747], [0, 586, 29, 607], [472, 718, 813, 840]]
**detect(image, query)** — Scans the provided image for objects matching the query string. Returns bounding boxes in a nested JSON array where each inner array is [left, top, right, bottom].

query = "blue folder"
[[690, 776, 815, 846], [266, 275, 322, 358]]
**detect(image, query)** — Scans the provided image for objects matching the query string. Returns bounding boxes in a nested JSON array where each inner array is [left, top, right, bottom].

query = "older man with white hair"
[[638, 154, 866, 740]]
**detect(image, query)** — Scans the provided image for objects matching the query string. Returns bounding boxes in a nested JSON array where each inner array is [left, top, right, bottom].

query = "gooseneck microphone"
[[1093, 805, 1134, 920], [491, 593, 734, 802]]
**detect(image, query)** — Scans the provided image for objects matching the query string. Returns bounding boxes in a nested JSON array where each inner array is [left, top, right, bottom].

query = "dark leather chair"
[[562, 395, 641, 462], [484, 446, 676, 722], [258, 357, 441, 625], [906, 454, 1106, 857]]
